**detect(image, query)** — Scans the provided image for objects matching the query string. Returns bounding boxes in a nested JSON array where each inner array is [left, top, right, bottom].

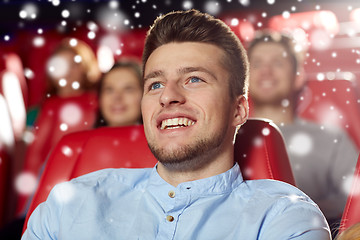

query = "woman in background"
[[94, 59, 143, 128], [19, 38, 101, 213]]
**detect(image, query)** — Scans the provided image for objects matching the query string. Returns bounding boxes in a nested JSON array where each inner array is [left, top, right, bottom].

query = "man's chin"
[[148, 136, 224, 172]]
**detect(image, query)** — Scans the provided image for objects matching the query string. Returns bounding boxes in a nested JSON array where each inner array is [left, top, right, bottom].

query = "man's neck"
[[251, 103, 295, 126], [156, 145, 235, 187]]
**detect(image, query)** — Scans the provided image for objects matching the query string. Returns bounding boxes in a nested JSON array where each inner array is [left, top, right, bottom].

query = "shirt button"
[[166, 215, 174, 222], [168, 190, 175, 198]]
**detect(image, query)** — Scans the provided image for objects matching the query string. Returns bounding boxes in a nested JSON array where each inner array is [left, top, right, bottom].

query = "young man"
[[22, 10, 331, 239], [248, 31, 358, 226]]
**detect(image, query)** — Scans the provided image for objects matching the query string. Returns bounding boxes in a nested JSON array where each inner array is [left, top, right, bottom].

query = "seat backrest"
[[235, 118, 295, 185], [23, 118, 294, 231], [0, 146, 10, 228], [0, 93, 13, 227], [17, 30, 62, 107], [16, 93, 98, 215], [297, 79, 360, 149], [339, 154, 360, 233], [23, 93, 98, 176]]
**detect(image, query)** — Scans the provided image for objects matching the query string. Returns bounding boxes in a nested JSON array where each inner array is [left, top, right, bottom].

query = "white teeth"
[[160, 117, 195, 130]]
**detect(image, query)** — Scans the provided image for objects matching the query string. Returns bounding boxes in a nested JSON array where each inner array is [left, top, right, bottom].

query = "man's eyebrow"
[[143, 67, 217, 83], [178, 67, 217, 80], [143, 70, 164, 83]]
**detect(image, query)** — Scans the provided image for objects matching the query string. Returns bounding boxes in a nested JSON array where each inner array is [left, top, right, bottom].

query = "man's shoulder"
[[280, 117, 354, 144], [288, 118, 344, 135], [63, 167, 154, 192], [236, 178, 316, 207], [240, 178, 307, 195]]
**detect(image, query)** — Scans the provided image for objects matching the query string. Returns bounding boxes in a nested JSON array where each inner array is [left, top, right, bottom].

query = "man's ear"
[[294, 66, 307, 91], [233, 95, 249, 127]]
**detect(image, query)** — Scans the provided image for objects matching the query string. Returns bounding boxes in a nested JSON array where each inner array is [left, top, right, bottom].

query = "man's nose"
[[159, 83, 186, 107], [260, 63, 273, 74]]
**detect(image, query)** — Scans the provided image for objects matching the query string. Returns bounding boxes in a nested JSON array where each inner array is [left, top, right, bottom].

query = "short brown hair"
[[247, 31, 301, 74], [142, 9, 249, 99]]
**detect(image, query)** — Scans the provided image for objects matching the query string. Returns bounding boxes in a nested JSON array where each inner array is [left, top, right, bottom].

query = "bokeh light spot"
[[59, 78, 67, 87], [183, 0, 193, 10], [54, 182, 76, 204], [59, 103, 83, 126], [74, 55, 82, 63], [47, 55, 70, 79], [15, 172, 37, 195], [62, 9, 70, 18], [72, 81, 80, 90], [62, 145, 73, 157], [342, 174, 360, 196], [262, 127, 270, 136], [288, 132, 313, 156], [33, 36, 45, 47], [60, 123, 68, 131], [204, 1, 221, 15]]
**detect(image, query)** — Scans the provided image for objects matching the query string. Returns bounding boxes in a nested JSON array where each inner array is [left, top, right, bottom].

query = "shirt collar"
[[147, 163, 244, 198]]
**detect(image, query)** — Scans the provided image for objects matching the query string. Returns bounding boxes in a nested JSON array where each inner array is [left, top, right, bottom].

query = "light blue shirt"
[[22, 163, 331, 240]]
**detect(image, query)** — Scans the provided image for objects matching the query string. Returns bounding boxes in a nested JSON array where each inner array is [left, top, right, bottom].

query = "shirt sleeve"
[[21, 183, 65, 240], [259, 196, 331, 240]]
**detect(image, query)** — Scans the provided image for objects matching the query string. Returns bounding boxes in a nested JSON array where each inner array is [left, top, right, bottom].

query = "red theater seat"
[[0, 146, 10, 227], [297, 79, 360, 149], [16, 92, 98, 215], [339, 154, 360, 233], [0, 93, 14, 227], [17, 30, 62, 107], [235, 118, 295, 184], [23, 118, 294, 232], [23, 92, 98, 176]]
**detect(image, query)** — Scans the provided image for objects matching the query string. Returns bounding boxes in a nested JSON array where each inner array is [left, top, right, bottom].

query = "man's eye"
[[150, 82, 164, 90], [189, 77, 202, 83]]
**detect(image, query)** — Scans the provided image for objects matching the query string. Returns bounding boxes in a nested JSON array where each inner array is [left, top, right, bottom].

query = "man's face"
[[141, 42, 242, 170], [249, 42, 296, 105]]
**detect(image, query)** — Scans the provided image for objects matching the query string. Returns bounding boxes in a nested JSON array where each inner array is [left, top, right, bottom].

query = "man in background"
[[248, 31, 358, 230]]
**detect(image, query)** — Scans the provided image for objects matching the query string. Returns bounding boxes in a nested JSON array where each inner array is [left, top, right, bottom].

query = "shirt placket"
[[156, 188, 189, 240]]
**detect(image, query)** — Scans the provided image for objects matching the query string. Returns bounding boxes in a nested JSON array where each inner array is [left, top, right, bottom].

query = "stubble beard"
[[148, 130, 226, 172]]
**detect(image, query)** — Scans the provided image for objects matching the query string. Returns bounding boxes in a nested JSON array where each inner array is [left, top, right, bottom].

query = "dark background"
[[0, 0, 359, 37]]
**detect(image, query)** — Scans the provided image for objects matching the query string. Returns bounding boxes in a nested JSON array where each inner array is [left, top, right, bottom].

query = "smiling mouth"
[[160, 117, 195, 130], [259, 80, 276, 89]]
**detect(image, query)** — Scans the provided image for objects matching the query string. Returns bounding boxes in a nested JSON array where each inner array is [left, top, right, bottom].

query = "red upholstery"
[[0, 91, 14, 228], [17, 93, 98, 214], [235, 118, 295, 185], [0, 146, 10, 227], [23, 125, 155, 231], [17, 30, 62, 107], [297, 79, 360, 149], [339, 154, 360, 233], [23, 118, 294, 231]]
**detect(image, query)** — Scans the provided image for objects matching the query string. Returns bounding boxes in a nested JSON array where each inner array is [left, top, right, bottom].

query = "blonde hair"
[[46, 38, 101, 95], [336, 223, 360, 240]]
